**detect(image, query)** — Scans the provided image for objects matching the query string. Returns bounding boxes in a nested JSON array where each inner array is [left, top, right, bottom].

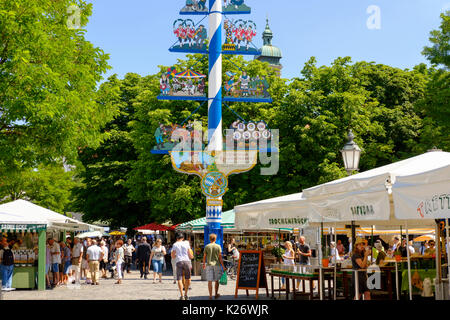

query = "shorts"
[[176, 261, 191, 281], [46, 264, 51, 274], [152, 260, 163, 274], [99, 260, 107, 271], [52, 263, 59, 273], [205, 265, 222, 282], [63, 261, 72, 275], [82, 260, 89, 270]]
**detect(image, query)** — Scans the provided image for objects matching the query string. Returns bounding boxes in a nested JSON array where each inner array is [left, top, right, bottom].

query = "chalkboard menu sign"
[[234, 250, 268, 299]]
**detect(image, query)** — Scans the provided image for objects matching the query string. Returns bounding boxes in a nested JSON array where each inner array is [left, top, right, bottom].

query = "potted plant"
[[394, 248, 402, 262], [271, 245, 285, 263]]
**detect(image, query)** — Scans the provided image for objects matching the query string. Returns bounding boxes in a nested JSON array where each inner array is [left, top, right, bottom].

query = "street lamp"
[[341, 129, 361, 176], [341, 129, 361, 250]]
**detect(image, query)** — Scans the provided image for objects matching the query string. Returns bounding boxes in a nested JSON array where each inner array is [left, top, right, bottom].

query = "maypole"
[[205, 0, 224, 248], [156, 1, 272, 250]]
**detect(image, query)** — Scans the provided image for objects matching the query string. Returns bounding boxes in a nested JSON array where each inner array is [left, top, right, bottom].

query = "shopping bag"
[[219, 270, 228, 285]]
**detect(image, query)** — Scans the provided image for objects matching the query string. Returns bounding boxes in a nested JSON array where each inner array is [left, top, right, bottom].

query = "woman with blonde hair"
[[280, 241, 295, 290], [150, 238, 166, 283]]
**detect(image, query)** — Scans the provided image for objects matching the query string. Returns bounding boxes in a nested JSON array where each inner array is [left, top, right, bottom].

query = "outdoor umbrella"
[[413, 234, 435, 242], [109, 230, 126, 236], [175, 69, 206, 78], [133, 223, 174, 231]]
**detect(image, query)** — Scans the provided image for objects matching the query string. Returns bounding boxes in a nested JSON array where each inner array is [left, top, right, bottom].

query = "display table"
[[269, 269, 335, 300], [401, 269, 436, 294], [12, 266, 37, 289]]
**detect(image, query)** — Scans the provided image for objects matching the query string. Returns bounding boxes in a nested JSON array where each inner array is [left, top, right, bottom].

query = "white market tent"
[[233, 150, 450, 300], [392, 159, 450, 300], [234, 193, 309, 230], [0, 199, 92, 232], [302, 151, 450, 227]]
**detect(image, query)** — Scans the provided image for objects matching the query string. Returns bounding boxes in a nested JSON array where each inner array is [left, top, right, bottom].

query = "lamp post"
[[341, 129, 361, 246]]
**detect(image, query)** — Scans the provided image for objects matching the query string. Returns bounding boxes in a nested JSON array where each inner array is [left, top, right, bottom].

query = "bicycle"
[[223, 258, 238, 280]]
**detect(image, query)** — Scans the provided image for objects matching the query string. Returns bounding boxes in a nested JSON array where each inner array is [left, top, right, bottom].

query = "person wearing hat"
[[351, 237, 371, 300]]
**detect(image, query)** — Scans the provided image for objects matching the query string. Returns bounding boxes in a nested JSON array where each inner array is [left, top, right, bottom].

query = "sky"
[[84, 0, 450, 81]]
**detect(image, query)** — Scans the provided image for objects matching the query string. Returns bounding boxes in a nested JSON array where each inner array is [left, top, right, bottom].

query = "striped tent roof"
[[321, 227, 435, 236], [175, 69, 206, 78], [176, 210, 235, 232]]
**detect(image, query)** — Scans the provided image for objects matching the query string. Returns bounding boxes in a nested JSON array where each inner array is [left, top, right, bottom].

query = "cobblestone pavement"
[[1, 270, 279, 300]]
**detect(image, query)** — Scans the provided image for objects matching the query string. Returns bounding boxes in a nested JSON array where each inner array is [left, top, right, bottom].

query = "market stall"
[[392, 158, 450, 299], [234, 150, 450, 300], [0, 200, 91, 290]]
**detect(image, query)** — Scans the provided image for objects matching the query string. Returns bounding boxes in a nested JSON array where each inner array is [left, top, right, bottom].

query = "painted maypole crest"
[[156, 0, 272, 248]]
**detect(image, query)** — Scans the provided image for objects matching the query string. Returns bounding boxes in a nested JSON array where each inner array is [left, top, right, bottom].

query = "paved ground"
[[1, 269, 281, 300]]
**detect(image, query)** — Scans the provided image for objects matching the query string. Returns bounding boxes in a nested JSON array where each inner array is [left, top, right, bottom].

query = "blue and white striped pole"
[[205, 0, 224, 248]]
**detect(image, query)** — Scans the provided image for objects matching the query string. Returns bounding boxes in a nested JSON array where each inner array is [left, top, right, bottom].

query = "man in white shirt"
[[171, 233, 193, 300], [86, 239, 103, 285], [392, 236, 400, 252], [71, 237, 83, 284], [48, 238, 61, 286], [123, 239, 135, 274]]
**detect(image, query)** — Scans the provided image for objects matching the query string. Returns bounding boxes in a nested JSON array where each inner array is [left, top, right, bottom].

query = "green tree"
[[123, 55, 431, 223], [266, 57, 429, 198], [417, 11, 450, 150], [0, 0, 117, 170], [0, 163, 78, 214], [71, 73, 150, 229], [422, 11, 450, 68]]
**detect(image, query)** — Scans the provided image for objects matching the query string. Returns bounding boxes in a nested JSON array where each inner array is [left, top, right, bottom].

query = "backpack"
[[2, 248, 14, 266]]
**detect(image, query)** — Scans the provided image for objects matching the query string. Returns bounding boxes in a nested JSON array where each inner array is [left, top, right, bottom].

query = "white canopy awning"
[[234, 193, 310, 230], [303, 151, 450, 225], [234, 151, 449, 229], [0, 200, 91, 232], [393, 163, 450, 220], [303, 151, 450, 199]]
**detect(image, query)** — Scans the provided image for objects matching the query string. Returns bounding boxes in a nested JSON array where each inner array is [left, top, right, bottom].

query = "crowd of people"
[[276, 234, 442, 301], [34, 232, 240, 300]]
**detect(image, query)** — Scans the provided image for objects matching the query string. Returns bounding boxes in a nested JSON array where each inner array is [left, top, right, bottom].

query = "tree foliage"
[[71, 74, 150, 229], [0, 163, 78, 214], [0, 0, 117, 171], [418, 11, 450, 148]]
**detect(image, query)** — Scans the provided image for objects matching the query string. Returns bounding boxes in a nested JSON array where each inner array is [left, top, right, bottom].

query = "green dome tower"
[[255, 18, 283, 76]]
